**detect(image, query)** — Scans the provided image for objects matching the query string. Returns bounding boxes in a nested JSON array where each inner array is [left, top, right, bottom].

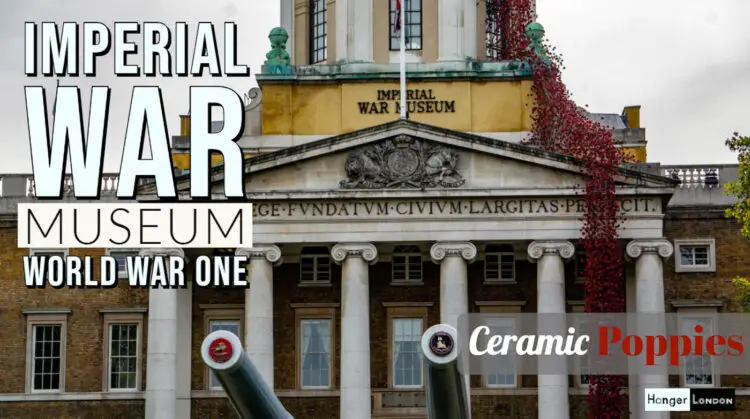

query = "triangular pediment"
[[171, 120, 677, 196]]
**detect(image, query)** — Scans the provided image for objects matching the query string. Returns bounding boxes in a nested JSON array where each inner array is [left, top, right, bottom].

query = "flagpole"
[[399, 0, 407, 119], [53, 79, 59, 116]]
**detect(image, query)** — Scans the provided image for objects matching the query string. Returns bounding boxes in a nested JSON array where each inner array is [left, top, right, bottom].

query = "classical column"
[[142, 248, 186, 419], [332, 243, 377, 419], [430, 241, 477, 415], [463, 0, 477, 59], [236, 245, 282, 389], [335, 0, 349, 62], [430, 242, 476, 329], [335, 0, 373, 62], [625, 240, 673, 419], [438, 0, 465, 61], [280, 0, 295, 64], [527, 241, 574, 419]]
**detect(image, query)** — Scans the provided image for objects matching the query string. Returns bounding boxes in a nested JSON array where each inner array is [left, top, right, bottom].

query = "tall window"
[[485, 317, 517, 387], [108, 324, 139, 390], [31, 324, 64, 392], [300, 247, 331, 284], [390, 0, 422, 51], [300, 319, 332, 389], [485, 0, 503, 59], [310, 0, 327, 63], [208, 319, 241, 390], [682, 317, 715, 387], [485, 244, 515, 282], [393, 318, 423, 388], [392, 245, 422, 283]]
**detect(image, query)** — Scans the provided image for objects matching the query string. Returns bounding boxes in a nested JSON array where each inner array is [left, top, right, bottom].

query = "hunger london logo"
[[645, 388, 735, 412]]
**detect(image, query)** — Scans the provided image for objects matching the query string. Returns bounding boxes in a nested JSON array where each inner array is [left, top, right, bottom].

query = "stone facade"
[[1, 200, 749, 418]]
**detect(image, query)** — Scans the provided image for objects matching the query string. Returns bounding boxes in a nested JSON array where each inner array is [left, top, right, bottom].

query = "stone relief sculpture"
[[340, 135, 465, 189]]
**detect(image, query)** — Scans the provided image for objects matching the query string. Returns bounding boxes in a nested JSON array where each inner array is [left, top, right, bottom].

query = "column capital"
[[625, 239, 674, 260], [140, 248, 186, 260], [430, 242, 477, 264], [527, 241, 575, 262], [331, 243, 378, 265], [236, 245, 283, 266]]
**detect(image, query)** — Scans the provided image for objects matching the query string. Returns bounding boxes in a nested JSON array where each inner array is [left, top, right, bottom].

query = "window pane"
[[693, 247, 709, 265], [680, 247, 694, 266], [500, 254, 515, 280], [32, 324, 62, 391], [682, 318, 714, 385], [301, 319, 332, 388], [393, 318, 423, 387], [208, 320, 240, 389], [390, 0, 422, 51], [109, 323, 138, 390]]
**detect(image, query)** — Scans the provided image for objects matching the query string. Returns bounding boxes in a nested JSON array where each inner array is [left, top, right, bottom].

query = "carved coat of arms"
[[340, 135, 465, 189]]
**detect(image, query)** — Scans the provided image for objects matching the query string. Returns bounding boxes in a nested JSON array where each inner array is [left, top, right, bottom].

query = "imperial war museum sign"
[[357, 89, 456, 115]]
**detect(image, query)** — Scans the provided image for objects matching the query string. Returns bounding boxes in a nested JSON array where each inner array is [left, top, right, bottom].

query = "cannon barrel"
[[201, 331, 294, 419], [421, 324, 470, 419]]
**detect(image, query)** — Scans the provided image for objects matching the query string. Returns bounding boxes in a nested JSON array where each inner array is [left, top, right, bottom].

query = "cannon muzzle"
[[421, 324, 470, 419], [201, 331, 294, 419]]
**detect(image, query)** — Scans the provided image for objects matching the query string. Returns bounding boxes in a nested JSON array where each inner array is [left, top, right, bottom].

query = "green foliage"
[[732, 277, 750, 313], [725, 133, 750, 312], [725, 132, 750, 240]]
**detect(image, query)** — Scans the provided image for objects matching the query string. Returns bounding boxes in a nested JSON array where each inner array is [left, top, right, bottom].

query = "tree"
[[725, 132, 750, 239], [724, 132, 750, 312]]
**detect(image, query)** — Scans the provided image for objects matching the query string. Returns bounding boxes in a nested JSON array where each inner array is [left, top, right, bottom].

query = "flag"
[[393, 0, 402, 34]]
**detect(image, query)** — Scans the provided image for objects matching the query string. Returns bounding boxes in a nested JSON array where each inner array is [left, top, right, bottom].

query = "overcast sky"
[[1, 0, 748, 173]]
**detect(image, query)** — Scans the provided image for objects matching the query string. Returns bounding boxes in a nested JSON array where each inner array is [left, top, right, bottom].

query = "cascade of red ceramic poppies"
[[490, 1, 628, 417]]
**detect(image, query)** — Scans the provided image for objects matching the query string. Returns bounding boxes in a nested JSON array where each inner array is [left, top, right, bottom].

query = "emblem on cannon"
[[208, 337, 233, 363], [429, 331, 454, 356]]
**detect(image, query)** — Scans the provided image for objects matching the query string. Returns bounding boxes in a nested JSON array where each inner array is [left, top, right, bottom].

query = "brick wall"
[[664, 209, 750, 310], [0, 400, 144, 419], [0, 220, 149, 394]]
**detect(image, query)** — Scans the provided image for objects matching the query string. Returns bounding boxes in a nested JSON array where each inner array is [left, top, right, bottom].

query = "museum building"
[[0, 1, 748, 418]]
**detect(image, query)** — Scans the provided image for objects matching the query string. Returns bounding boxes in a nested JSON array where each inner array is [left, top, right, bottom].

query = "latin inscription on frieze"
[[357, 89, 456, 115], [251, 198, 659, 220]]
